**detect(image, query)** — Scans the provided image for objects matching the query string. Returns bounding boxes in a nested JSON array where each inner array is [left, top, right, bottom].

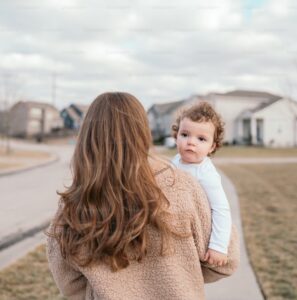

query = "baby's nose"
[[187, 137, 196, 145]]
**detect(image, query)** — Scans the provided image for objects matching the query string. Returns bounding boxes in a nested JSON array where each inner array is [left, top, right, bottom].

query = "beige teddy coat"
[[47, 162, 240, 300]]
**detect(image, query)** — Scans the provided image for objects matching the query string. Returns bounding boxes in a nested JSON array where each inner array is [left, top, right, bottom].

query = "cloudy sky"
[[0, 0, 297, 109]]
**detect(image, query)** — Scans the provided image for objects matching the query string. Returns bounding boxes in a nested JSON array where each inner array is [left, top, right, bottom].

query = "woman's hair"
[[172, 101, 225, 154], [50, 92, 173, 271]]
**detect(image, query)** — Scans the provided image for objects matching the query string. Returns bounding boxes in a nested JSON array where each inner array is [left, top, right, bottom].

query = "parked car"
[[164, 137, 176, 149]]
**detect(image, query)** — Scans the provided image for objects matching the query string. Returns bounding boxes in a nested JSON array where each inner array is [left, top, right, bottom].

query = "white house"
[[147, 99, 187, 141], [235, 97, 297, 147], [148, 90, 297, 147]]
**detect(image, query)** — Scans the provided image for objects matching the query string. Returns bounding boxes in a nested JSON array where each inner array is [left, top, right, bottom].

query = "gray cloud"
[[0, 0, 297, 109]]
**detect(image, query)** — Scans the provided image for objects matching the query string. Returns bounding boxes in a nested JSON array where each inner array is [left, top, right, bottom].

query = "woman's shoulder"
[[151, 156, 207, 211], [151, 157, 196, 189]]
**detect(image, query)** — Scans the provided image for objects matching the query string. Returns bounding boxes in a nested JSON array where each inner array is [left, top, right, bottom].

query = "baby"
[[171, 102, 231, 266]]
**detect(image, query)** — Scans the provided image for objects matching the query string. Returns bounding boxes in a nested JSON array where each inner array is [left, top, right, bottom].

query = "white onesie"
[[172, 154, 231, 254]]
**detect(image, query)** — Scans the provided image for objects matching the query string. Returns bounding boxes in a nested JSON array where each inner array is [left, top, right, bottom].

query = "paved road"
[[0, 142, 74, 250], [0, 231, 45, 269]]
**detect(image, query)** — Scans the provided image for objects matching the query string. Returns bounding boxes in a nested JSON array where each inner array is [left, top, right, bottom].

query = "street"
[[0, 144, 74, 250]]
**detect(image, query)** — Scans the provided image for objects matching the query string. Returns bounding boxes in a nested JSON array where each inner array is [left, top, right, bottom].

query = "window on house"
[[243, 119, 251, 143], [30, 108, 42, 118], [47, 112, 53, 119], [28, 120, 41, 134]]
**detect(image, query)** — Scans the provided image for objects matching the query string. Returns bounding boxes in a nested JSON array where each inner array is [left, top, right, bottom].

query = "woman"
[[47, 92, 239, 300]]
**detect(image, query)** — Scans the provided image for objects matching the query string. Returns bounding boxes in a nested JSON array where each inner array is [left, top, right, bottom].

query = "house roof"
[[212, 89, 280, 99], [11, 100, 59, 112], [71, 104, 89, 114], [236, 97, 284, 119], [63, 107, 81, 122], [250, 97, 282, 113], [149, 99, 186, 115]]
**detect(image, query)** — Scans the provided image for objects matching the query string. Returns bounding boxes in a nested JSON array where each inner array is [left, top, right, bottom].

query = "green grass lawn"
[[220, 163, 297, 300], [160, 145, 297, 158]]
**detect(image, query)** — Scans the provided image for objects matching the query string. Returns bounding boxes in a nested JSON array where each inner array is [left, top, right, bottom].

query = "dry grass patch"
[[0, 162, 22, 169], [220, 163, 297, 300], [0, 147, 50, 159], [0, 146, 52, 171], [0, 245, 64, 300], [216, 146, 297, 157]]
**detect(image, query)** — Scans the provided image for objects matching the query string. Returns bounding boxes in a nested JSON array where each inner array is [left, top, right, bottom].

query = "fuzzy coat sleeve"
[[47, 236, 87, 299], [201, 227, 240, 283]]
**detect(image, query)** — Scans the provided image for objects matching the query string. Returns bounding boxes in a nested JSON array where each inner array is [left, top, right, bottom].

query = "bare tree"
[[0, 72, 23, 154]]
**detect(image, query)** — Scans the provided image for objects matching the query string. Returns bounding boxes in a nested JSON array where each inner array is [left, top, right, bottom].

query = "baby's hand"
[[204, 249, 228, 266]]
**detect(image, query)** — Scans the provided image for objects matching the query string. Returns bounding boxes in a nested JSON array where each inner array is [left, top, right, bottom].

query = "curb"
[[0, 154, 59, 177], [0, 220, 50, 251]]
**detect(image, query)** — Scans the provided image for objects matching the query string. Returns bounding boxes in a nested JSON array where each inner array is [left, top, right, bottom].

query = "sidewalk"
[[204, 170, 264, 300]]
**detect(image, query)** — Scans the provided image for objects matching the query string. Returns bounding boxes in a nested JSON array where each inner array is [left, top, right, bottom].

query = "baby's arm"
[[199, 166, 232, 265]]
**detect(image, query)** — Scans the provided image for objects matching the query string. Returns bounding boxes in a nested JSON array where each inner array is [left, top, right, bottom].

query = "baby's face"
[[176, 118, 216, 164]]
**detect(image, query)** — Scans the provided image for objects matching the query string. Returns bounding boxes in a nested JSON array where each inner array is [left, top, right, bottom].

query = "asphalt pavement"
[[0, 140, 74, 251]]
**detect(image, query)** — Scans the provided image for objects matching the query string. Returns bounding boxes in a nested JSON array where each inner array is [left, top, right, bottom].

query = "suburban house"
[[234, 97, 297, 147], [148, 90, 297, 147], [147, 97, 195, 141], [61, 104, 89, 130], [9, 101, 63, 138]]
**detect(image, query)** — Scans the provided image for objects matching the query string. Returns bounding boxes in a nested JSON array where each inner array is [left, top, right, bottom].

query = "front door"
[[295, 117, 297, 146], [243, 119, 251, 144], [256, 119, 264, 145]]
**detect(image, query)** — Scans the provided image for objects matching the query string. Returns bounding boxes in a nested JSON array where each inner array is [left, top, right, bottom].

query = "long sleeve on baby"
[[199, 171, 232, 254], [171, 154, 232, 254]]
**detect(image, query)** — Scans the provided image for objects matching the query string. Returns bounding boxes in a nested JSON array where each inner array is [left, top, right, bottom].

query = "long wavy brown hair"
[[49, 92, 173, 271]]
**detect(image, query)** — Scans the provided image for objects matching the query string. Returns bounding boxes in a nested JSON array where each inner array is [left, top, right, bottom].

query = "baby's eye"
[[181, 133, 188, 137], [198, 137, 206, 141]]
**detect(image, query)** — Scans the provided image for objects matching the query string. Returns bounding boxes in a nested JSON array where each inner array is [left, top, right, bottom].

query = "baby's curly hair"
[[172, 101, 225, 155]]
